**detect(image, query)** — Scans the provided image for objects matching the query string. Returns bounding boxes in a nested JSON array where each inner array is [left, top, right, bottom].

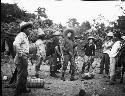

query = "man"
[[99, 32, 114, 77], [13, 21, 33, 96], [53, 31, 63, 73], [81, 36, 96, 73], [61, 28, 77, 81], [108, 31, 123, 85], [35, 28, 46, 78]]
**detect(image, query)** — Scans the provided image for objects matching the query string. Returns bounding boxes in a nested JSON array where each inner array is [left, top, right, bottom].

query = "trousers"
[[82, 55, 94, 72], [62, 54, 76, 76], [100, 53, 110, 74], [49, 54, 58, 72], [15, 55, 28, 92], [109, 57, 117, 79]]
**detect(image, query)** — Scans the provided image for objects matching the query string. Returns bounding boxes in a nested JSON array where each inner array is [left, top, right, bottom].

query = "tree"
[[1, 3, 36, 23], [67, 18, 79, 28], [117, 16, 125, 35]]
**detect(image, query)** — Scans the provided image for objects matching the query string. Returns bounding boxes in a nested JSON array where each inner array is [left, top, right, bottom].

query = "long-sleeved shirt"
[[13, 32, 29, 55], [84, 43, 96, 56], [102, 40, 114, 54], [109, 40, 122, 57], [62, 38, 75, 56], [35, 39, 46, 58]]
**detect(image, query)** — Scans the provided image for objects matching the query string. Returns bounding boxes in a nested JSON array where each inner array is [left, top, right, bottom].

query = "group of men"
[[99, 31, 125, 85], [12, 21, 79, 96], [11, 21, 125, 96]]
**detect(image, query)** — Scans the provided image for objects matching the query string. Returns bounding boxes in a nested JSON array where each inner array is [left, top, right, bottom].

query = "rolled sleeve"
[[13, 33, 23, 50], [109, 41, 122, 57]]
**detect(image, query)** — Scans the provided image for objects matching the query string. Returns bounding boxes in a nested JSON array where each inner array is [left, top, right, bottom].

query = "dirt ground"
[[1, 56, 125, 96]]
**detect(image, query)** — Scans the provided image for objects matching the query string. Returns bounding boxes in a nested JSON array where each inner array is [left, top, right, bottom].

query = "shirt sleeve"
[[105, 41, 113, 48], [13, 33, 23, 50], [109, 41, 122, 57]]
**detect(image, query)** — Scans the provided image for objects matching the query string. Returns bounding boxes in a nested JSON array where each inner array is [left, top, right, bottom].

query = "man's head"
[[107, 32, 114, 39], [67, 31, 72, 38], [20, 21, 33, 36], [63, 28, 75, 40], [88, 36, 95, 44], [114, 31, 122, 40]]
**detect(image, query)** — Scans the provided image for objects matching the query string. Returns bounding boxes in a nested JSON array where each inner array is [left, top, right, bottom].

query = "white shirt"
[[103, 40, 114, 54], [109, 40, 122, 57], [35, 39, 46, 58], [13, 32, 29, 54]]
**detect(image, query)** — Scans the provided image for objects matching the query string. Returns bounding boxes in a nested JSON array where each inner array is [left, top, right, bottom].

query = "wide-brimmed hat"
[[63, 28, 75, 39], [53, 31, 62, 36], [107, 32, 114, 37], [37, 28, 45, 36], [88, 36, 95, 40], [121, 36, 125, 40], [20, 21, 33, 31]]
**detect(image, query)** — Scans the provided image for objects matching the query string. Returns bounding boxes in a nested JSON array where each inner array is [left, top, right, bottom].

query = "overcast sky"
[[1, 0, 125, 26]]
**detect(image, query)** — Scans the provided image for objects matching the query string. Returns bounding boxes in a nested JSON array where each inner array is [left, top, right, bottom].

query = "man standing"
[[99, 32, 114, 77], [81, 36, 96, 73], [108, 31, 123, 85], [35, 28, 46, 78], [13, 21, 33, 96], [61, 28, 77, 81]]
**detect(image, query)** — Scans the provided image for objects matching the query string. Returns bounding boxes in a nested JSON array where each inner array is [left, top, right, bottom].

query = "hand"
[[69, 52, 73, 57]]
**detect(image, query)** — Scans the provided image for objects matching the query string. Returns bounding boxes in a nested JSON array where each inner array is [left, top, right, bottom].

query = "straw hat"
[[53, 31, 62, 36], [20, 21, 33, 31], [37, 28, 45, 35], [107, 32, 114, 37], [63, 28, 75, 39], [121, 36, 125, 40], [88, 36, 95, 40]]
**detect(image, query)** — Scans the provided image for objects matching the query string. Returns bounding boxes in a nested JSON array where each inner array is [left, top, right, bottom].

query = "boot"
[[21, 88, 31, 93], [14, 91, 22, 96], [81, 65, 85, 74], [70, 75, 77, 81], [107, 75, 115, 85], [61, 72, 65, 81], [35, 72, 39, 78], [70, 70, 77, 81], [50, 71, 58, 78]]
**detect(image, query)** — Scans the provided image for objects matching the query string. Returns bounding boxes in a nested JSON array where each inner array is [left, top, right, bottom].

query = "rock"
[[81, 72, 95, 80], [3, 76, 7, 81], [78, 89, 86, 96], [91, 90, 99, 96]]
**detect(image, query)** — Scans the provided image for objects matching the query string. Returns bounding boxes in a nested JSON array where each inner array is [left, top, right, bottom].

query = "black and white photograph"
[[1, 0, 125, 96]]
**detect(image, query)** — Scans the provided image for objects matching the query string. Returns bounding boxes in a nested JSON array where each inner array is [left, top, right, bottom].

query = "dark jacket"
[[62, 28, 77, 56], [84, 43, 96, 56]]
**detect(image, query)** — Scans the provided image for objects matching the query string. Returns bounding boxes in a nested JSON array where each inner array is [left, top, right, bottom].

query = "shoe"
[[14, 93, 22, 96], [55, 70, 60, 73], [98, 72, 103, 74], [22, 89, 31, 93], [50, 73, 58, 78], [61, 77, 65, 81], [14, 91, 22, 96], [35, 74, 39, 78], [107, 81, 115, 85], [70, 77, 77, 81]]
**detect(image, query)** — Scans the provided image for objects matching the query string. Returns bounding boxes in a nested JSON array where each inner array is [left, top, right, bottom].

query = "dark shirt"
[[84, 43, 96, 56], [46, 36, 59, 57]]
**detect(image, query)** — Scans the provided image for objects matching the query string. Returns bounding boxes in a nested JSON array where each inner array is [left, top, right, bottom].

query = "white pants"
[[109, 57, 116, 78]]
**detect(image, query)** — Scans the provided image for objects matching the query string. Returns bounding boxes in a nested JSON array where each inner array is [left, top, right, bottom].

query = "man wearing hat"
[[46, 31, 62, 78], [81, 36, 96, 73], [61, 28, 77, 81], [99, 32, 114, 77], [35, 28, 46, 78], [13, 21, 33, 96], [107, 31, 123, 85]]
